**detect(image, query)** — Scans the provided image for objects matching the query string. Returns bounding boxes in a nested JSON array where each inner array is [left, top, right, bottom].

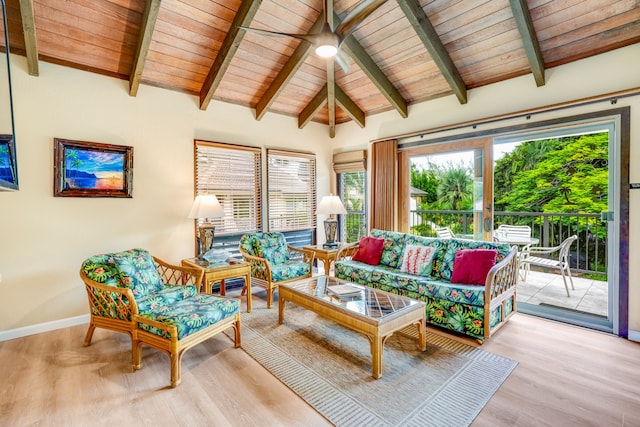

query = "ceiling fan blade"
[[335, 49, 351, 73], [335, 0, 388, 41], [238, 26, 318, 44]]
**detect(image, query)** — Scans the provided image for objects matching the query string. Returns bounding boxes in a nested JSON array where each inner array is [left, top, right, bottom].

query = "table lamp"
[[188, 194, 224, 259], [317, 194, 347, 249]]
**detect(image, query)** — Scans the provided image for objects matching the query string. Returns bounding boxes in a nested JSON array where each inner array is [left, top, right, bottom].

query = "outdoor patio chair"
[[434, 226, 455, 239], [520, 235, 578, 297]]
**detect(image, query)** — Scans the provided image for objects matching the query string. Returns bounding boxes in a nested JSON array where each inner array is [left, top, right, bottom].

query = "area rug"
[[229, 305, 517, 427]]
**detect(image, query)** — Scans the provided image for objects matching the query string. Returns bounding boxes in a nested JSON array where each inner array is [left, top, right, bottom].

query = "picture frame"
[[54, 138, 133, 198], [0, 134, 18, 191]]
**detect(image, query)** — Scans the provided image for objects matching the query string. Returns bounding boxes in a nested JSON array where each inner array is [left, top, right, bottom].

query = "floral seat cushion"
[[269, 261, 311, 282], [137, 294, 240, 340], [136, 284, 199, 313]]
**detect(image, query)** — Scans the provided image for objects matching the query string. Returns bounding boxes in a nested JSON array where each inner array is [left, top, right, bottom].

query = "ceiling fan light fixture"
[[315, 44, 338, 58]]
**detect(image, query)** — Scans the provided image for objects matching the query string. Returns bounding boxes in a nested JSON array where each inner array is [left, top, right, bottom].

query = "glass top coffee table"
[[278, 275, 426, 379]]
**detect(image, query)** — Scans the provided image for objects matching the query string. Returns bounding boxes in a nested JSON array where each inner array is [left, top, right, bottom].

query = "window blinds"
[[266, 149, 316, 232], [194, 140, 262, 235]]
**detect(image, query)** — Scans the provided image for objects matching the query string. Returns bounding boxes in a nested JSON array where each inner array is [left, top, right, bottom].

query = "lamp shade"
[[317, 195, 347, 215], [188, 195, 224, 219]]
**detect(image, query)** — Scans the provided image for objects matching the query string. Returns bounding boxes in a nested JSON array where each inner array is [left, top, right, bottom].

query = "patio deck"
[[518, 270, 608, 318]]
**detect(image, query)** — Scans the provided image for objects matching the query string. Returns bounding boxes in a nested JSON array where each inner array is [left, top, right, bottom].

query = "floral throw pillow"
[[400, 245, 437, 277]]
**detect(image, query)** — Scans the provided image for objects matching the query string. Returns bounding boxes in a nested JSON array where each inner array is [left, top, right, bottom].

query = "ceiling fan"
[[239, 0, 387, 73]]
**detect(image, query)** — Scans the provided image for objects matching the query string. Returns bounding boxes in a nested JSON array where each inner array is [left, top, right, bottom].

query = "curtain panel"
[[371, 139, 397, 231]]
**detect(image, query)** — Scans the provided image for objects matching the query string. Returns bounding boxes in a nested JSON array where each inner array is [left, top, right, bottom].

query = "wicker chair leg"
[[266, 287, 273, 308], [233, 320, 241, 347], [83, 323, 96, 347], [170, 352, 182, 388], [132, 340, 142, 370]]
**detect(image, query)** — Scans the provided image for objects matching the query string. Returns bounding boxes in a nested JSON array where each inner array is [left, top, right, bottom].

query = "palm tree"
[[436, 166, 472, 210]]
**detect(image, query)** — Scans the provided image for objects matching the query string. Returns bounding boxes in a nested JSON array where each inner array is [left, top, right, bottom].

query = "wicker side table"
[[181, 258, 252, 312]]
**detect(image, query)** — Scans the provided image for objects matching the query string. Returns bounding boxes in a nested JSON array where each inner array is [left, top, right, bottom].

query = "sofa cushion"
[[137, 294, 239, 340], [369, 229, 407, 269], [352, 236, 385, 265], [450, 249, 498, 285], [437, 239, 511, 282], [400, 244, 437, 276], [335, 261, 486, 306]]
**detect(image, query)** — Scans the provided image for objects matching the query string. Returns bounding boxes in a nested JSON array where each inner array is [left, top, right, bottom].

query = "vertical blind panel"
[[266, 150, 317, 232], [195, 141, 262, 234]]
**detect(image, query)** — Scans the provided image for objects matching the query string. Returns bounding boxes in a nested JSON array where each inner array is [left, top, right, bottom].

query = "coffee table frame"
[[278, 276, 427, 379]]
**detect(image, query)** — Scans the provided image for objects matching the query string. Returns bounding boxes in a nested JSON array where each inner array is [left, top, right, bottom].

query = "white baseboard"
[[0, 314, 90, 342], [628, 329, 640, 343]]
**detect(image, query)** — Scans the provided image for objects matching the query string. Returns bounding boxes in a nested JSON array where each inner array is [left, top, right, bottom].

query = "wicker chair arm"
[[287, 245, 316, 265], [133, 314, 179, 342], [336, 243, 359, 261], [239, 248, 273, 278], [484, 245, 519, 299], [80, 270, 138, 318], [153, 256, 204, 288]]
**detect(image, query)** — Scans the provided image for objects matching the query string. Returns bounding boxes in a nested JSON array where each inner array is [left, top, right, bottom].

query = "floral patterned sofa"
[[335, 229, 518, 342], [239, 232, 315, 308], [80, 248, 241, 387]]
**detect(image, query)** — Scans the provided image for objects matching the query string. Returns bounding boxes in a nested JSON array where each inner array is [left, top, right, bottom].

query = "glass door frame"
[[398, 137, 495, 241]]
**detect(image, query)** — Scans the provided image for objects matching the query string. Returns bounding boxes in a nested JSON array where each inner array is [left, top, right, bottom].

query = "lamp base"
[[322, 242, 340, 249], [323, 218, 339, 248], [197, 223, 216, 259]]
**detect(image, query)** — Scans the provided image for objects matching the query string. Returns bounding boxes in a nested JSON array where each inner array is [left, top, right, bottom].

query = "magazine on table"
[[327, 284, 363, 298]]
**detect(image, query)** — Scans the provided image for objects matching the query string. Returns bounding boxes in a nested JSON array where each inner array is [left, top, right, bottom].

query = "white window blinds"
[[194, 140, 262, 235], [266, 149, 316, 232]]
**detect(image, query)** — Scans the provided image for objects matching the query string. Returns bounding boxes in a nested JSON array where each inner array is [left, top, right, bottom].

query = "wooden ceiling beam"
[[397, 0, 467, 104], [298, 85, 327, 129], [338, 14, 408, 118], [335, 85, 365, 128], [255, 14, 324, 121], [509, 0, 545, 87], [129, 0, 161, 96], [200, 0, 262, 110], [18, 0, 38, 76], [326, 60, 336, 138]]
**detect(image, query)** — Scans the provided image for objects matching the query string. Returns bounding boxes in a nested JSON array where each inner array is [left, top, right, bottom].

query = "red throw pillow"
[[450, 249, 497, 285], [352, 236, 385, 266]]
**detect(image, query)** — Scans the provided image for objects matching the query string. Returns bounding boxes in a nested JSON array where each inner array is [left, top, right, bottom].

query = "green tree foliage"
[[410, 162, 439, 204], [494, 133, 608, 214]]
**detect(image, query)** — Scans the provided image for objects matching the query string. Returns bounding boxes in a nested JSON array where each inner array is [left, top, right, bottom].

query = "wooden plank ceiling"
[[2, 0, 639, 137]]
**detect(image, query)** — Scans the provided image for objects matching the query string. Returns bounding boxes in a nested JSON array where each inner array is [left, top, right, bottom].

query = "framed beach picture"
[[53, 138, 133, 198], [0, 135, 18, 191]]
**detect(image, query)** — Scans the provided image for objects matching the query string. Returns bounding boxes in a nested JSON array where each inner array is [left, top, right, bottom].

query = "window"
[[333, 150, 368, 243], [338, 171, 367, 243], [266, 149, 316, 232], [194, 140, 262, 236]]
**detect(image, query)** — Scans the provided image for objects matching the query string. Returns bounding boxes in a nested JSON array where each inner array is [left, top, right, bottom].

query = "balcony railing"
[[410, 209, 607, 277]]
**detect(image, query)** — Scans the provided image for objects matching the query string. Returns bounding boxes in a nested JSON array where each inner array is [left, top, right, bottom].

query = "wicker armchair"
[[80, 248, 241, 387], [239, 232, 315, 308]]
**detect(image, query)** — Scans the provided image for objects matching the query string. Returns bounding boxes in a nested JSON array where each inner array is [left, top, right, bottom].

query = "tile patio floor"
[[517, 269, 608, 318]]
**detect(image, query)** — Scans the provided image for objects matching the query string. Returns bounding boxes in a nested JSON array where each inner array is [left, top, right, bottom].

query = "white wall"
[[0, 56, 333, 331], [333, 43, 640, 335]]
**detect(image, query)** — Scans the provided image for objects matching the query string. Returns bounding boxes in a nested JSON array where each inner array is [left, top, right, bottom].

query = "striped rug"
[[235, 305, 517, 427]]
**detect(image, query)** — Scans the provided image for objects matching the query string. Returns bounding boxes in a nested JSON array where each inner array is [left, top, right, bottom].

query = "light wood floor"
[[2, 290, 640, 426]]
